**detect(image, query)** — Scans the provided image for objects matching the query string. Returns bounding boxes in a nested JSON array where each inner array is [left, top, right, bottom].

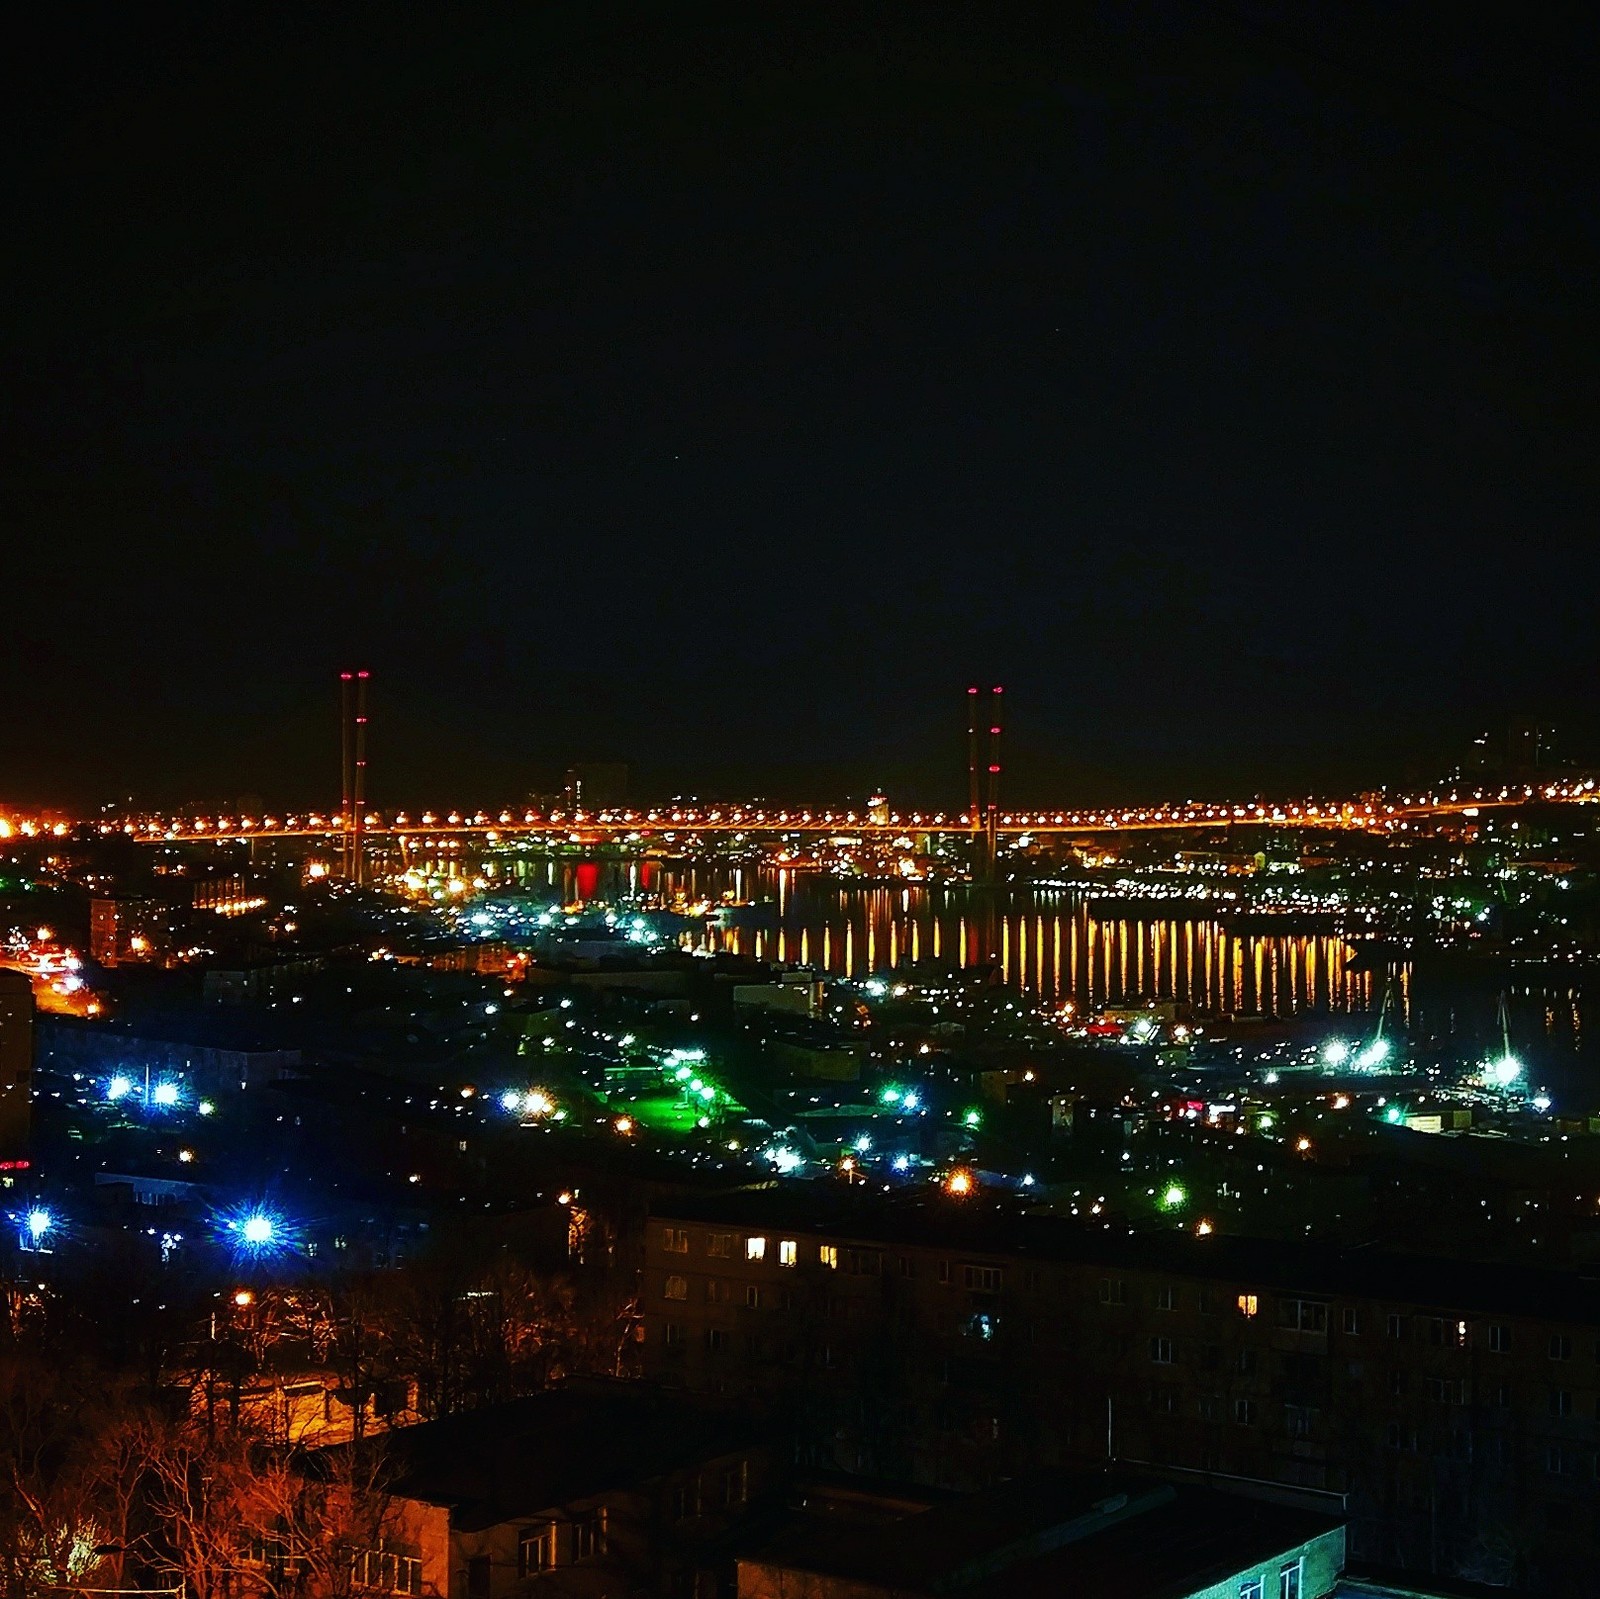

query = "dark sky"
[[6, 5, 1598, 810]]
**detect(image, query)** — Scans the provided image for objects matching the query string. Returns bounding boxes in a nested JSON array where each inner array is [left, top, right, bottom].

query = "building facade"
[[643, 1194, 1600, 1595]]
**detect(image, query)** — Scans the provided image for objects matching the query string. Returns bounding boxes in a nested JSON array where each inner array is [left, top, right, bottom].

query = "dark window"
[[467, 1557, 491, 1599], [1489, 1323, 1510, 1353], [572, 1512, 605, 1562], [1099, 1278, 1125, 1306], [1386, 1314, 1405, 1340], [1550, 1334, 1573, 1361], [1550, 1388, 1573, 1417], [518, 1526, 556, 1577], [1340, 1307, 1359, 1335], [352, 1544, 421, 1595], [1150, 1337, 1175, 1364], [1234, 1398, 1256, 1425], [1278, 1299, 1327, 1333]]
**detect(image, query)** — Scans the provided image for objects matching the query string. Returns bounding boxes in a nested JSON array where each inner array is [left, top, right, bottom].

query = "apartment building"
[[644, 1190, 1600, 1595]]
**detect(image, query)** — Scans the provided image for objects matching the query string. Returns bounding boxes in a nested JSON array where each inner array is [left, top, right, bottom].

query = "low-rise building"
[[332, 1386, 772, 1599], [739, 1473, 1345, 1599]]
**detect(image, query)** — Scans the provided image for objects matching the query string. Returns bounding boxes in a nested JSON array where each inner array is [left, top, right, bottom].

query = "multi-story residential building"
[[306, 1385, 771, 1599], [643, 1190, 1600, 1595]]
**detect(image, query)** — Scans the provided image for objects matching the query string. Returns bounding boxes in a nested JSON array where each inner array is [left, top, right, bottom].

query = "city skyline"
[[8, 12, 1600, 1597], [7, 8, 1599, 805]]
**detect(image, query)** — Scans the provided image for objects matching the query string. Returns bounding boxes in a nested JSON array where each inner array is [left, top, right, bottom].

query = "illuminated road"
[[2, 777, 1587, 846]]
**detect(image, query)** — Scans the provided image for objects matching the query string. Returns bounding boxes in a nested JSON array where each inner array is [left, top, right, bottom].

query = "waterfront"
[[642, 867, 1594, 1097]]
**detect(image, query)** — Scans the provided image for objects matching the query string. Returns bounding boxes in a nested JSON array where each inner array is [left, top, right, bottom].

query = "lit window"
[[820, 1244, 838, 1269], [664, 1275, 688, 1301], [779, 1239, 797, 1267], [746, 1236, 766, 1262], [663, 1227, 689, 1254], [1237, 1293, 1258, 1318]]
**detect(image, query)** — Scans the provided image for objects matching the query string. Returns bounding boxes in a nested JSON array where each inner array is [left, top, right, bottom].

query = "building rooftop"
[[741, 1472, 1343, 1599], [652, 1184, 1600, 1324], [367, 1384, 761, 1531]]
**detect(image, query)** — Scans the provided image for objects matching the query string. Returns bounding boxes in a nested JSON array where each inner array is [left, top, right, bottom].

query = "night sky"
[[7, 6, 1598, 810]]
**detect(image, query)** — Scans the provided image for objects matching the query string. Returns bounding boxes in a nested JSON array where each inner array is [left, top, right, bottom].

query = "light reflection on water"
[[673, 869, 1591, 1092], [685, 875, 1380, 1013], [480, 857, 1590, 1091]]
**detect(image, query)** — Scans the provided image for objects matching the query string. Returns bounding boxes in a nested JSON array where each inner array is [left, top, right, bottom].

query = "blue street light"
[[223, 1207, 288, 1256]]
